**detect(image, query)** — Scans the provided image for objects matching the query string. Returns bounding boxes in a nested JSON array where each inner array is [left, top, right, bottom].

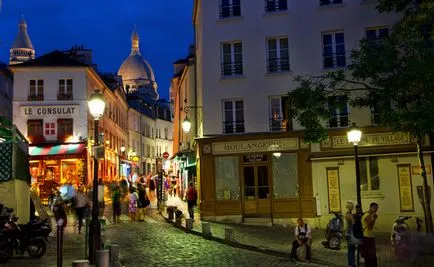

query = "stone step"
[[242, 217, 273, 226]]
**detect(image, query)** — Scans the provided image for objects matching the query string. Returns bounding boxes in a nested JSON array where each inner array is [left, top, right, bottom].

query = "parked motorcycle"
[[0, 207, 51, 263], [391, 216, 423, 259], [324, 212, 344, 249]]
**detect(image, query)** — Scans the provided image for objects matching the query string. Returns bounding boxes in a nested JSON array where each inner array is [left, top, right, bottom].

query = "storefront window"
[[360, 157, 380, 191], [272, 153, 298, 198], [215, 156, 240, 200]]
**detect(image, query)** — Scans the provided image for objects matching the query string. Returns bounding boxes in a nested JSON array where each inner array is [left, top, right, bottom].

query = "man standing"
[[290, 218, 312, 263], [74, 186, 89, 234], [186, 183, 197, 220], [361, 202, 379, 267]]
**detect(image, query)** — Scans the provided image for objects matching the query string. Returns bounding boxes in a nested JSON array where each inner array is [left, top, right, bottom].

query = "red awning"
[[29, 143, 86, 160]]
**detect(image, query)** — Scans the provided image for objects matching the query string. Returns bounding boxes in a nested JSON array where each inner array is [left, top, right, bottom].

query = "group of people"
[[111, 177, 152, 223], [289, 201, 379, 267], [51, 185, 91, 234]]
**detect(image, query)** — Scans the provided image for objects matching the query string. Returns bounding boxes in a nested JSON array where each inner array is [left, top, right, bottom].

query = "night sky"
[[0, 0, 194, 100]]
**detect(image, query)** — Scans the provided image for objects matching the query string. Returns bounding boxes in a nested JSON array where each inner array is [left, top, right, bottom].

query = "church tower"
[[9, 16, 35, 65]]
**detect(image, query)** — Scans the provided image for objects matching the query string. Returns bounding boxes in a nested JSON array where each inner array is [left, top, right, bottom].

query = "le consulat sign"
[[21, 105, 79, 116]]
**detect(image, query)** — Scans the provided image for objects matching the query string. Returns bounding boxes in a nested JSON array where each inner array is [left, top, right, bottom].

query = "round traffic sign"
[[163, 152, 169, 159]]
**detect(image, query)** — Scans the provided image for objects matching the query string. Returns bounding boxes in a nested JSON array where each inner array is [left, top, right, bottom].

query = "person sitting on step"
[[290, 218, 312, 263]]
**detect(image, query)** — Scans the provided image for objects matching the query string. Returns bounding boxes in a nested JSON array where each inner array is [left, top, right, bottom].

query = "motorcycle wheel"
[[27, 238, 46, 258], [0, 235, 11, 263], [329, 236, 341, 250]]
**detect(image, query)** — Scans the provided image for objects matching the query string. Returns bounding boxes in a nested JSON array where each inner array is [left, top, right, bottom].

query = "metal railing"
[[265, 0, 288, 12], [223, 121, 245, 134], [28, 94, 44, 101], [57, 93, 73, 100], [327, 113, 350, 128], [320, 0, 343, 6], [221, 62, 243, 77], [322, 52, 347, 69], [267, 57, 290, 73], [269, 118, 290, 132], [220, 4, 241, 18]]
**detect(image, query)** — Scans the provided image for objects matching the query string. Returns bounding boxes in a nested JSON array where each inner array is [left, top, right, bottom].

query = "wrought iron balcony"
[[220, 4, 241, 18], [327, 113, 350, 128], [57, 93, 73, 100], [221, 62, 243, 77], [267, 57, 290, 73], [269, 118, 290, 132], [28, 94, 44, 101], [223, 121, 245, 134], [323, 52, 347, 69], [265, 0, 288, 12]]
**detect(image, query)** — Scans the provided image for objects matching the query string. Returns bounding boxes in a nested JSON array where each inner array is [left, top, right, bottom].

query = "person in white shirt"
[[290, 218, 312, 262]]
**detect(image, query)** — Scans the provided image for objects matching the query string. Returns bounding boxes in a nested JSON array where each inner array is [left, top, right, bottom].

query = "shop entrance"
[[242, 165, 271, 216]]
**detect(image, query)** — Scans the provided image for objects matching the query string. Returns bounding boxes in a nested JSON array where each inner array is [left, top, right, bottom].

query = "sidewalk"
[[160, 199, 434, 267]]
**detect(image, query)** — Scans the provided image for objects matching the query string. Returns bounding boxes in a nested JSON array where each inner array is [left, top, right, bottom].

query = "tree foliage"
[[289, 0, 434, 143]]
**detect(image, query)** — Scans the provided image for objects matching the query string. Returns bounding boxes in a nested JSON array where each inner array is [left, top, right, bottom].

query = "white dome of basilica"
[[118, 28, 158, 96]]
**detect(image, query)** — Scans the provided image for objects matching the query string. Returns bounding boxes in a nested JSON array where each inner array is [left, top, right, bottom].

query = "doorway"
[[242, 165, 271, 216]]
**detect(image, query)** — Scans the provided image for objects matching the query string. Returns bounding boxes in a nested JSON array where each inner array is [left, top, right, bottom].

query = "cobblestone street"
[[2, 212, 320, 267]]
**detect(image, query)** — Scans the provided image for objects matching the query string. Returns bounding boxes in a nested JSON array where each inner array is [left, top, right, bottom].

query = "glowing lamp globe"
[[347, 123, 362, 145], [182, 116, 192, 133], [88, 90, 106, 120]]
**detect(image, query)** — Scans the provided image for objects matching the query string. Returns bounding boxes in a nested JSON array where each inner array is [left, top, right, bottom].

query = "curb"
[[161, 215, 343, 267]]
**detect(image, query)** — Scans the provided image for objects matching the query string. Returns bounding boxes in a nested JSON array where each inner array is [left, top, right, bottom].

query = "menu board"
[[398, 165, 414, 212], [327, 168, 341, 213], [243, 154, 268, 163]]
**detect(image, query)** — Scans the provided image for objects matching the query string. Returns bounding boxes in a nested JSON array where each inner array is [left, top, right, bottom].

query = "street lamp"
[[347, 123, 362, 209], [182, 116, 191, 133], [120, 145, 126, 153], [87, 89, 105, 264]]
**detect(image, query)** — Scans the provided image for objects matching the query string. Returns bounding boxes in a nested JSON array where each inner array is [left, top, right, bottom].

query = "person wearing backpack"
[[290, 218, 312, 263]]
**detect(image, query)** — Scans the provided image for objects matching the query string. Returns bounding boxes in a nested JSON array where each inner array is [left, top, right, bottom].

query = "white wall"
[[197, 1, 399, 135], [12, 68, 89, 141], [312, 154, 434, 232]]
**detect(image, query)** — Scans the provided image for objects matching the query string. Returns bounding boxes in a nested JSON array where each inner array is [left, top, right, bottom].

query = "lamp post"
[[181, 106, 201, 134], [87, 89, 105, 264], [347, 123, 362, 209]]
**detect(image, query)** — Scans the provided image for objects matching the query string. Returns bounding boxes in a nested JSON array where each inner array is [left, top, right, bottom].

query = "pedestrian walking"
[[137, 184, 150, 221], [112, 183, 122, 224], [361, 202, 379, 267], [53, 190, 68, 227], [128, 187, 139, 221], [290, 218, 312, 263], [186, 183, 198, 219], [345, 201, 358, 267], [74, 185, 89, 234]]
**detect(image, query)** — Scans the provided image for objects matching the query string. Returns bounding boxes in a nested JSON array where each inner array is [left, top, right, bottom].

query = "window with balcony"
[[58, 79, 73, 100], [359, 157, 380, 191], [269, 96, 291, 132], [371, 100, 381, 125], [366, 27, 389, 41], [28, 80, 44, 101], [366, 27, 390, 47], [223, 99, 244, 134], [27, 120, 44, 143], [267, 37, 290, 73], [327, 95, 349, 128], [220, 0, 241, 18], [322, 32, 346, 69], [221, 42, 243, 77], [265, 0, 287, 12], [57, 119, 73, 141], [320, 0, 343, 6], [164, 128, 168, 140]]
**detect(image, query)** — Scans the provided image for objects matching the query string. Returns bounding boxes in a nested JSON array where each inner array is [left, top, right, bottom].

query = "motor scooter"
[[323, 212, 344, 249], [391, 216, 423, 259]]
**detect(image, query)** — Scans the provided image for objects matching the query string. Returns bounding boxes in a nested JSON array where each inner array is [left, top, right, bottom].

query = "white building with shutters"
[[192, 1, 434, 231]]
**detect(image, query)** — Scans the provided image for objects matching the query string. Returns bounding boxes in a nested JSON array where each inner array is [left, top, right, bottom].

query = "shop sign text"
[[22, 105, 79, 116], [212, 138, 298, 155], [330, 132, 411, 148]]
